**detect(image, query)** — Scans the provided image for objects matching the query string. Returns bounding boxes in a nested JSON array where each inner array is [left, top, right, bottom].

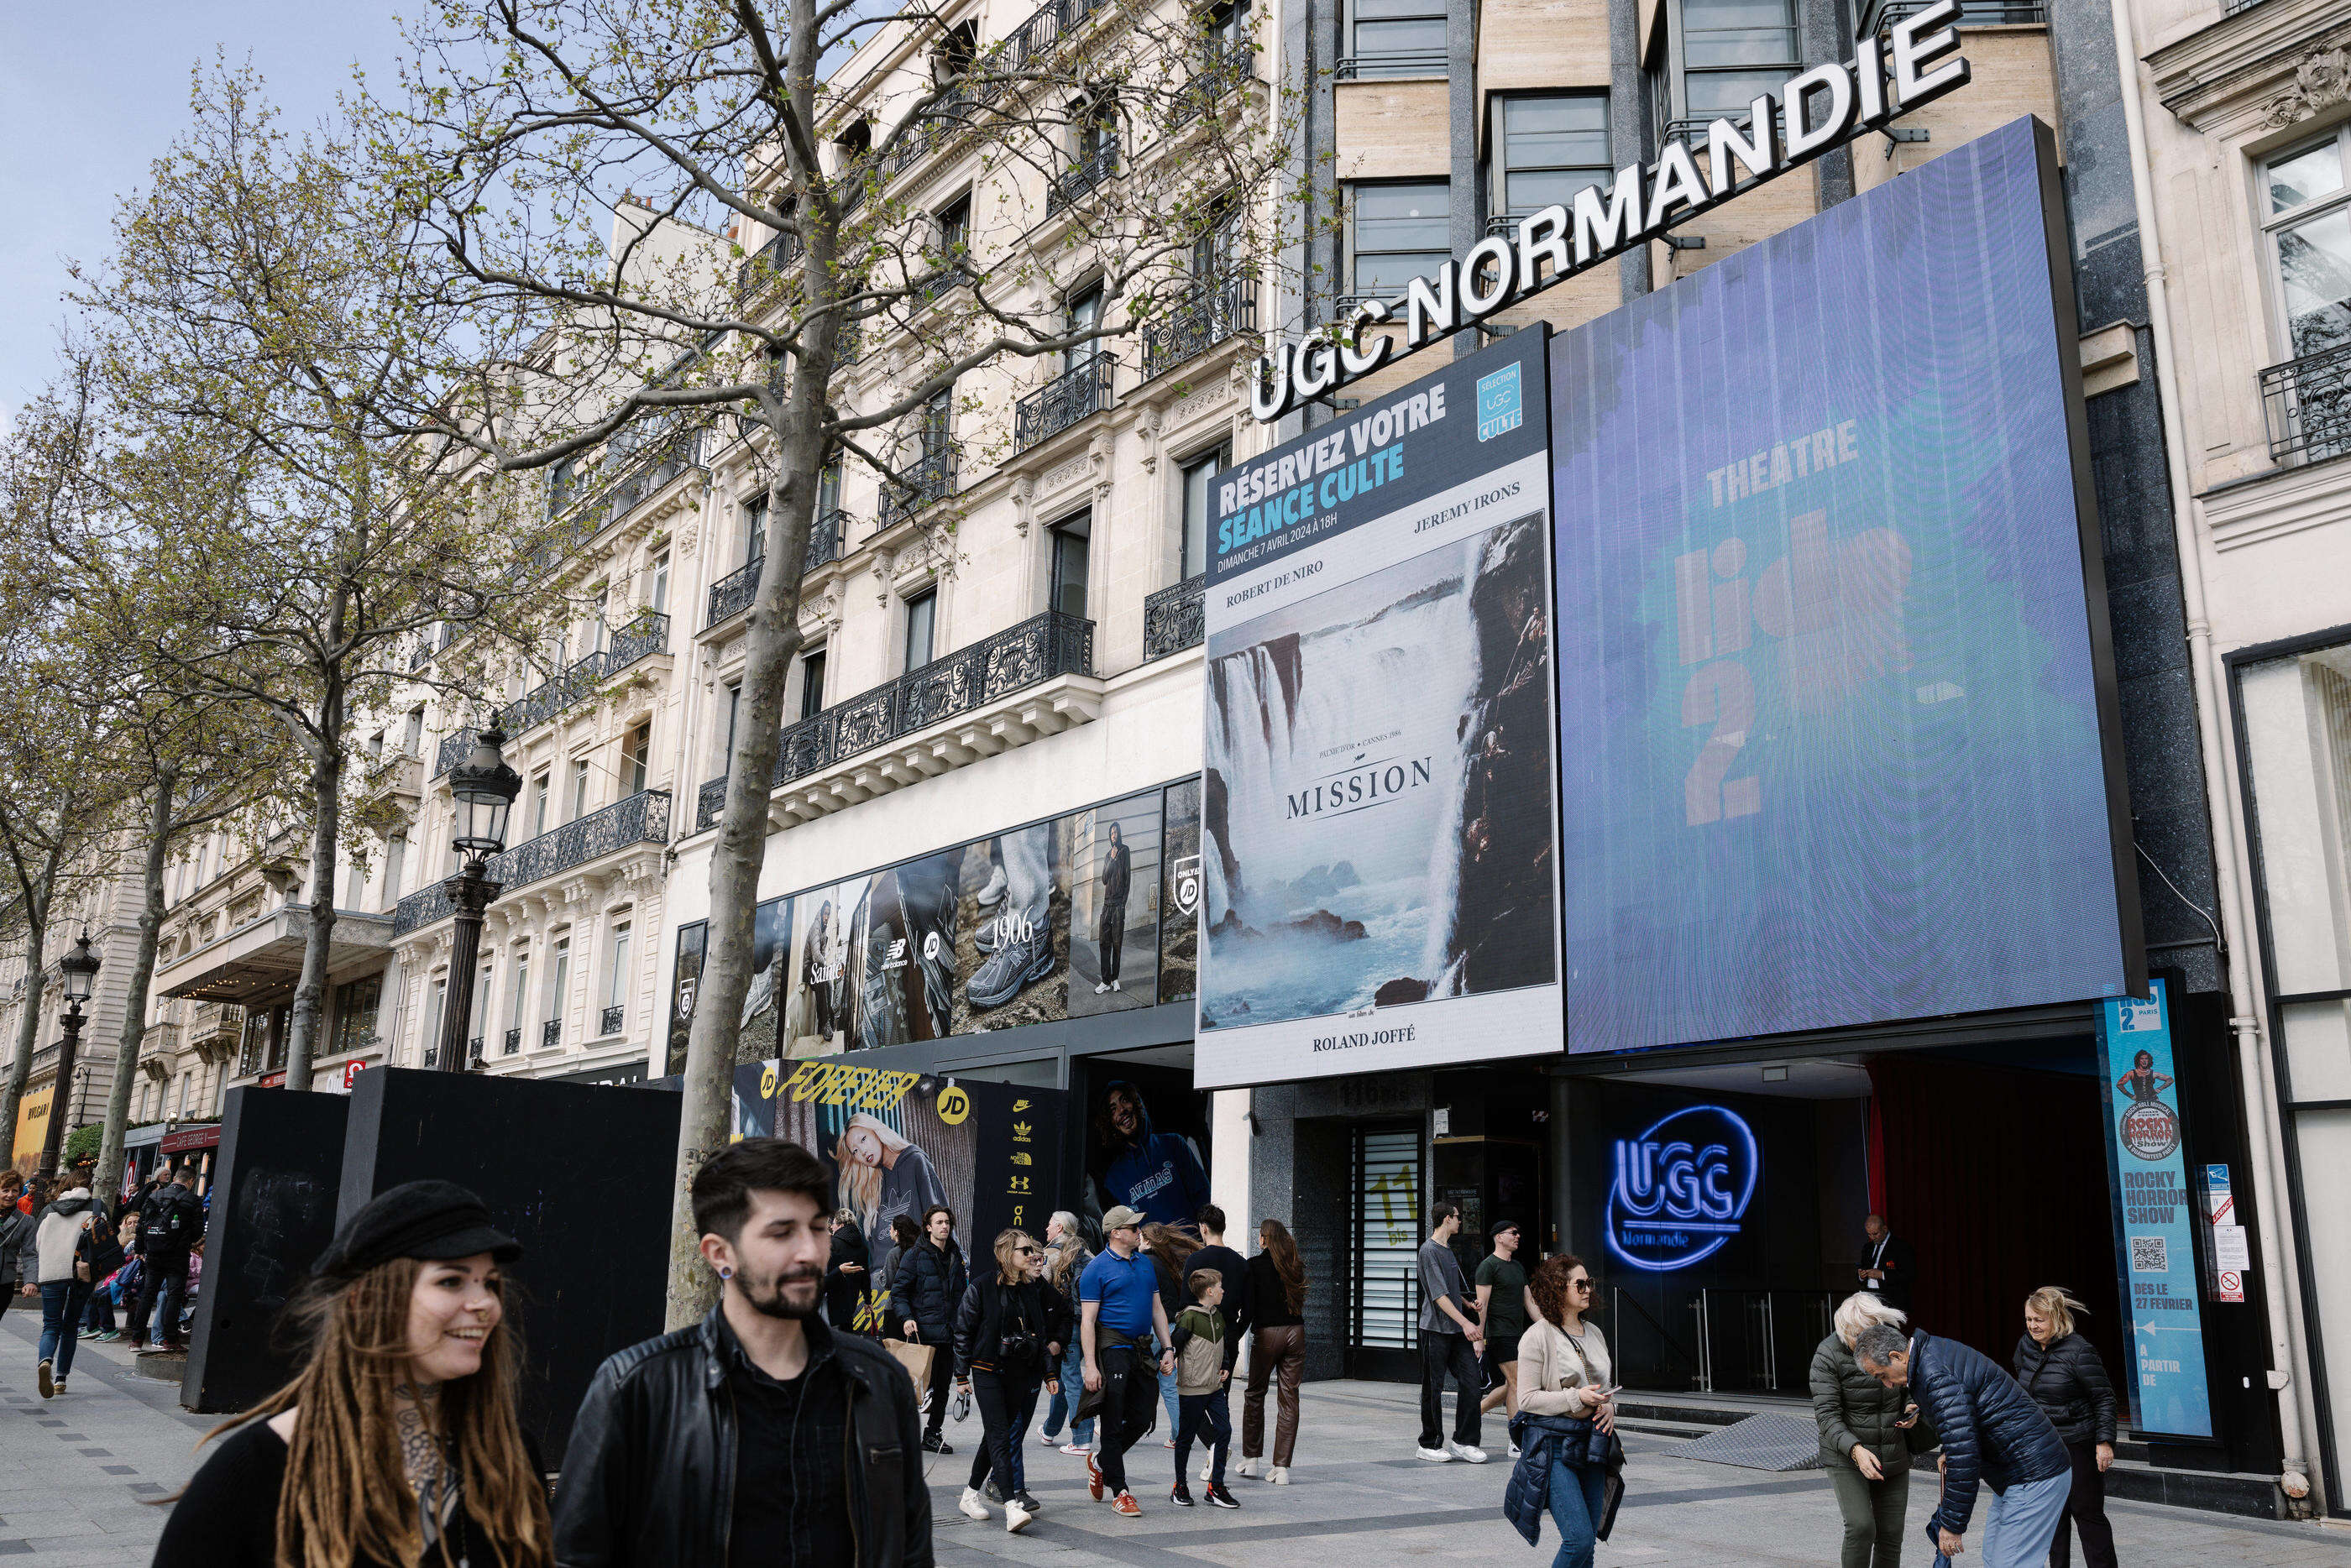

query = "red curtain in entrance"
[[1866, 1054, 2128, 1392]]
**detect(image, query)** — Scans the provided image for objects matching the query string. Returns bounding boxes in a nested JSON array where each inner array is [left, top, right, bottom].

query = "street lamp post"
[[37, 933, 102, 1182], [437, 725, 520, 1072]]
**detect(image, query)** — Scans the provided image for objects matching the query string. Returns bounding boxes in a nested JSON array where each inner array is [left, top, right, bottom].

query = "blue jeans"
[[1940, 1469, 2071, 1568], [1041, 1341, 1094, 1445], [38, 1283, 92, 1377], [1160, 1360, 1181, 1438], [1547, 1454, 1607, 1568]]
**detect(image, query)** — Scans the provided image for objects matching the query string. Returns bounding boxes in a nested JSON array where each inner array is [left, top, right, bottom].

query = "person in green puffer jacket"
[[1812, 1293, 1939, 1568]]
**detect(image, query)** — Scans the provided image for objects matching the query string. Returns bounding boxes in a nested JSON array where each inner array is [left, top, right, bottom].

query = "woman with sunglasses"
[[952, 1229, 1071, 1534], [1514, 1255, 1616, 1568]]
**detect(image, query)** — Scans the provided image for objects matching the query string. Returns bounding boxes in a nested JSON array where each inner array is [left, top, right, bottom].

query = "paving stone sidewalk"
[[6, 1305, 2346, 1567]]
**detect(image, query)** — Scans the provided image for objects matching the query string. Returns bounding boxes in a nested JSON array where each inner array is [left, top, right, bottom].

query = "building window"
[[722, 682, 743, 769], [546, 934, 571, 1040], [919, 387, 953, 465], [1180, 446, 1228, 582], [403, 708, 425, 755], [529, 772, 551, 839], [506, 946, 531, 1052], [1050, 515, 1092, 620], [473, 964, 492, 1056], [623, 724, 652, 795], [549, 456, 577, 517], [2265, 129, 2351, 363], [798, 649, 828, 723], [382, 834, 406, 907], [569, 758, 592, 821], [1347, 0, 1446, 77], [1066, 281, 1104, 373], [331, 975, 382, 1058], [606, 922, 632, 1017], [648, 551, 670, 615], [935, 193, 971, 274], [425, 976, 448, 1067], [1492, 95, 1610, 224], [745, 493, 768, 566], [1674, 0, 1797, 123], [588, 587, 610, 654], [903, 589, 937, 672], [1349, 183, 1449, 302]]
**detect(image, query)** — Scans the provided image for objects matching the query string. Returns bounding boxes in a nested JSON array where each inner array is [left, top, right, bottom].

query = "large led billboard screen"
[[1550, 117, 2142, 1053], [1197, 332, 1565, 1088]]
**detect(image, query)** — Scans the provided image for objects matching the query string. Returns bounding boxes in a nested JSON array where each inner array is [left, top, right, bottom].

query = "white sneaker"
[[1060, 1443, 1090, 1456], [1005, 1498, 1034, 1534], [1113, 979, 1121, 990], [1235, 1456, 1259, 1479], [1095, 981, 1109, 995], [1508, 1442, 1521, 1459], [978, 865, 1008, 906], [1416, 1445, 1453, 1461], [1039, 1430, 1060, 1446], [1200, 1459, 1216, 1482], [1447, 1440, 1489, 1464], [958, 1487, 991, 1521], [1270, 1466, 1291, 1484]]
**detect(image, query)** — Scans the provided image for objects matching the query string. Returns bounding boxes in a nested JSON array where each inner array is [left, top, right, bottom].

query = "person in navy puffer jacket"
[[1854, 1324, 2070, 1568]]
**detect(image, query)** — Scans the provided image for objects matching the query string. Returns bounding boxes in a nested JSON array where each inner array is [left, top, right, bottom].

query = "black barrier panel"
[[338, 1068, 680, 1462], [182, 1087, 352, 1414]]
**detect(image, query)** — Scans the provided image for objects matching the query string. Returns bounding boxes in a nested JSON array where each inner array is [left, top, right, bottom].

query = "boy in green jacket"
[[1170, 1268, 1240, 1509]]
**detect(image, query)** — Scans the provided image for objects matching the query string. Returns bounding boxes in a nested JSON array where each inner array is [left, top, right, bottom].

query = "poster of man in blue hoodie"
[[1087, 1077, 1210, 1229]]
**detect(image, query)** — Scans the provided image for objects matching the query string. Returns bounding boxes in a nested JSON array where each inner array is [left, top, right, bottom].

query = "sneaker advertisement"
[[1069, 789, 1162, 1017]]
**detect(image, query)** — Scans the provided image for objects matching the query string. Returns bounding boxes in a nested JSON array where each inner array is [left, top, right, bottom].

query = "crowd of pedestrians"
[[117, 1136, 2145, 1568]]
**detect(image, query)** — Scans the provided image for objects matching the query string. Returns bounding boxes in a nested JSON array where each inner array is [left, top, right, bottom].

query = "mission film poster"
[[1549, 118, 2139, 1054], [1196, 329, 1565, 1089], [732, 1059, 1064, 1330]]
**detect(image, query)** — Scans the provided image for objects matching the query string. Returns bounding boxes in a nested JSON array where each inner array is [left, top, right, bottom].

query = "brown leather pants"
[[1243, 1325, 1304, 1466]]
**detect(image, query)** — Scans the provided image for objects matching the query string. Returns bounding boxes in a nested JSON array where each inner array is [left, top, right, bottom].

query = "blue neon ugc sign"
[[1605, 1104, 1760, 1273]]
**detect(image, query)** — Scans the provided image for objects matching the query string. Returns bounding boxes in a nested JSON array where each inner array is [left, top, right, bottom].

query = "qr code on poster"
[[2131, 1236, 2169, 1273]]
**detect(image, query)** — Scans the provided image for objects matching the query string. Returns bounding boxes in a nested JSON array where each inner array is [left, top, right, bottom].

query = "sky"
[[0, 5, 407, 422]]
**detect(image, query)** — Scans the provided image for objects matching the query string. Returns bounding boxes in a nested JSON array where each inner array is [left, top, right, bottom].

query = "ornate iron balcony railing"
[[1144, 576, 1207, 661], [543, 1018, 563, 1049], [1015, 356, 1118, 451], [391, 788, 673, 936], [489, 612, 672, 741], [433, 729, 478, 780], [707, 557, 763, 630], [600, 1004, 626, 1037], [1001, 0, 1112, 71], [695, 609, 1095, 829], [1176, 37, 1255, 123], [881, 449, 958, 528], [504, 1027, 522, 1055], [736, 229, 801, 310], [2261, 342, 2351, 468], [1142, 281, 1256, 382], [1048, 139, 1119, 214]]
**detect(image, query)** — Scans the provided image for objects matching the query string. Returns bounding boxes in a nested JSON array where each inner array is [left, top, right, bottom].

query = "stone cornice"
[[2150, 0, 2351, 138]]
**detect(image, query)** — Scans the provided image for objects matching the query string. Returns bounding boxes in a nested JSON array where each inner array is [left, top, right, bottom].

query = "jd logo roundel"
[[1605, 1105, 1760, 1273]]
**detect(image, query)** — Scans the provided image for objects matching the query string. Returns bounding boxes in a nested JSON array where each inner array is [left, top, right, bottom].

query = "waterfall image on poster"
[[1202, 515, 1558, 1027]]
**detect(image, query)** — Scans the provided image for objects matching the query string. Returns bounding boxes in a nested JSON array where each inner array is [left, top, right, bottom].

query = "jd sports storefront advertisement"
[[1199, 329, 1567, 1088]]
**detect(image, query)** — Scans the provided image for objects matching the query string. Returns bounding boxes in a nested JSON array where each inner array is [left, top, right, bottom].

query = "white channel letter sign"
[[1249, 0, 1974, 422]]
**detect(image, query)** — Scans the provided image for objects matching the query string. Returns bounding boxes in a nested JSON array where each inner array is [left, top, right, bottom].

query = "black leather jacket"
[[552, 1307, 931, 1568], [952, 1276, 1071, 1379], [1909, 1331, 2068, 1537], [2013, 1331, 2118, 1445], [888, 1237, 966, 1341]]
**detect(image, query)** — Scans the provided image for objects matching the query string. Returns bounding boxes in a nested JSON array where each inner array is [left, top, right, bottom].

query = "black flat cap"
[[314, 1179, 521, 1283]]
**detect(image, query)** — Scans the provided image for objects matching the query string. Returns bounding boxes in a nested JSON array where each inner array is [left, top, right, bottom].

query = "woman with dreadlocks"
[[153, 1181, 552, 1568]]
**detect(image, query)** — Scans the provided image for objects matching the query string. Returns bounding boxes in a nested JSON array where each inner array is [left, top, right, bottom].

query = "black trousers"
[[967, 1369, 1040, 1495], [2050, 1438, 2118, 1568], [1097, 910, 1125, 983], [134, 1256, 189, 1347], [1094, 1344, 1161, 1496], [920, 1333, 956, 1440], [1418, 1330, 1483, 1450]]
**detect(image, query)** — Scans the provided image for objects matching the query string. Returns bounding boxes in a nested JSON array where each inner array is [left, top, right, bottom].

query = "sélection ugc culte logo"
[[1605, 1105, 1760, 1273]]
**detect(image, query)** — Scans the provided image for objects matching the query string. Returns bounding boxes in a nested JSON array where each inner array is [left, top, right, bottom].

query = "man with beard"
[[1092, 1081, 1209, 1229], [554, 1138, 931, 1567], [1092, 822, 1132, 996]]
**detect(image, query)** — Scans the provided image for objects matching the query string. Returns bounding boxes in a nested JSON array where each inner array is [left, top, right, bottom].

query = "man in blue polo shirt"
[[1080, 1205, 1175, 1518]]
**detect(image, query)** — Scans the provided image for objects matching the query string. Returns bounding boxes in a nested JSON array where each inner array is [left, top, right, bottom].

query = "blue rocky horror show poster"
[[1548, 118, 2137, 1053]]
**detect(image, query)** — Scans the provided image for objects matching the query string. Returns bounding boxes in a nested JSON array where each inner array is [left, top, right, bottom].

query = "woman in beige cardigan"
[[1516, 1254, 1616, 1568]]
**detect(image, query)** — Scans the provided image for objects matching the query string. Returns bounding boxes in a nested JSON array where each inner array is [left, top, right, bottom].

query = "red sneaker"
[[1086, 1452, 1105, 1502], [1112, 1491, 1143, 1518]]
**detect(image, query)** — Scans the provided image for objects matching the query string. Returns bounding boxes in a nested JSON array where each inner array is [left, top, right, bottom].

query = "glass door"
[[1347, 1123, 1423, 1380]]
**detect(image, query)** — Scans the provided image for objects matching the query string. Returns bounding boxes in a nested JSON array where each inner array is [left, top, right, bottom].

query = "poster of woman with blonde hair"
[[836, 1111, 950, 1262]]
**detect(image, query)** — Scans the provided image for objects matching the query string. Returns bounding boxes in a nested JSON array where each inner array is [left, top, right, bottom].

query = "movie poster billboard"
[[732, 1058, 1065, 1330], [2096, 980, 2213, 1437], [783, 880, 861, 1058], [851, 849, 961, 1048], [1071, 790, 1162, 1016], [950, 818, 1073, 1032], [1197, 329, 1565, 1088], [1159, 780, 1201, 1006], [736, 896, 793, 1063], [1549, 118, 2139, 1053]]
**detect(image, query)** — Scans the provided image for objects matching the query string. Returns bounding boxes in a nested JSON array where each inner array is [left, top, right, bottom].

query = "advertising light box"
[[1550, 117, 2142, 1053], [1197, 330, 1566, 1089]]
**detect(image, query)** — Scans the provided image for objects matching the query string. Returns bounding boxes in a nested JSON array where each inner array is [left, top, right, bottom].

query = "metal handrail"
[[1048, 138, 1120, 213], [695, 609, 1094, 828], [1143, 576, 1206, 660], [1141, 280, 1256, 382], [600, 1004, 626, 1037], [1014, 355, 1118, 450], [490, 611, 672, 740], [391, 789, 673, 936], [1334, 50, 1448, 79], [706, 557, 764, 630], [881, 448, 958, 528], [1176, 36, 1256, 123], [2260, 341, 2351, 467], [1857, 0, 2044, 32]]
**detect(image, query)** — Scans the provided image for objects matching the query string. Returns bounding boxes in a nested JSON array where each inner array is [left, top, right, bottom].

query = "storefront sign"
[[1605, 1103, 1760, 1273], [1198, 331, 1564, 1088], [1249, 2, 1973, 420], [1552, 117, 2137, 1053], [2097, 980, 2213, 1438], [159, 1122, 222, 1154]]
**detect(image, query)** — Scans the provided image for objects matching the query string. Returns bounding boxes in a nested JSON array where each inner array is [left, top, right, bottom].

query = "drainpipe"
[[2105, 0, 2318, 1509]]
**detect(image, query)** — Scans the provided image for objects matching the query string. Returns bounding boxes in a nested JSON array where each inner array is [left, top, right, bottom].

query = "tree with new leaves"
[[72, 68, 565, 1092], [392, 0, 1296, 1320]]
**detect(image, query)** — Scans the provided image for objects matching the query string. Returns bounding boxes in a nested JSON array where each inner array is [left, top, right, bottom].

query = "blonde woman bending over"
[[1811, 1292, 1936, 1568]]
